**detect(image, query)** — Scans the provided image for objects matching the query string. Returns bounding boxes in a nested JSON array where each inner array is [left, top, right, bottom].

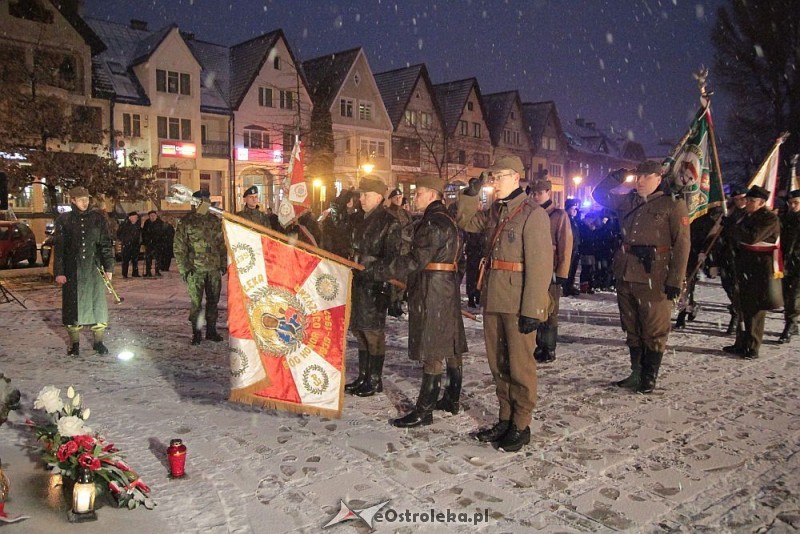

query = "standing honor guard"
[[780, 188, 800, 343], [236, 185, 273, 229]]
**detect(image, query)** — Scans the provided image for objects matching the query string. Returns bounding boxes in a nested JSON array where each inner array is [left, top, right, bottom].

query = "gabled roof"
[[130, 24, 176, 66], [51, 0, 106, 55], [522, 101, 565, 149], [301, 47, 361, 111], [482, 90, 523, 146], [563, 119, 646, 161], [432, 77, 486, 137], [86, 18, 153, 104], [184, 36, 231, 113], [228, 31, 280, 109], [374, 64, 442, 131]]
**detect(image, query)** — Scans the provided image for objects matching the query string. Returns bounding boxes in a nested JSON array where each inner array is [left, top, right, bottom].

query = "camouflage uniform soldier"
[[530, 179, 573, 363], [236, 185, 273, 229], [458, 155, 554, 452], [174, 190, 228, 345], [592, 161, 690, 394]]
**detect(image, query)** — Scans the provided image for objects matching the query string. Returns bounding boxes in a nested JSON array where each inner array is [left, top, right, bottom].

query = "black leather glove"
[[463, 173, 487, 196], [518, 315, 540, 334], [665, 285, 681, 300], [387, 301, 404, 318], [555, 277, 568, 286]]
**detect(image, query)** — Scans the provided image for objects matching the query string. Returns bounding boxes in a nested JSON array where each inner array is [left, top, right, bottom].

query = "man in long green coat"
[[53, 186, 115, 356]]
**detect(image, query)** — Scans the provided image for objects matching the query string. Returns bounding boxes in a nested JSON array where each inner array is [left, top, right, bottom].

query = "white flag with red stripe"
[[277, 140, 310, 228]]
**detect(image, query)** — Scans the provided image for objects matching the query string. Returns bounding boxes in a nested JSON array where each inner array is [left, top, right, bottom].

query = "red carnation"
[[72, 435, 96, 450], [78, 452, 101, 471], [56, 440, 79, 462]]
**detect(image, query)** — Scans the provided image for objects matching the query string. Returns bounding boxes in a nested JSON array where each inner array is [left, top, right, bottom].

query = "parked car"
[[40, 222, 55, 266], [0, 221, 38, 269]]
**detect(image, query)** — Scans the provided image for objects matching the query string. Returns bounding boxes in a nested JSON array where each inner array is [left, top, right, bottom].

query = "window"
[[419, 112, 432, 130], [457, 150, 466, 165], [473, 152, 490, 168], [467, 101, 474, 111], [459, 120, 468, 136], [392, 137, 420, 166], [0, 46, 27, 84], [273, 55, 281, 70], [33, 50, 80, 92], [157, 116, 191, 140], [279, 90, 294, 110], [156, 69, 190, 95], [513, 131, 520, 145], [503, 129, 511, 143], [548, 163, 563, 177], [122, 113, 141, 137], [359, 101, 373, 121], [243, 126, 269, 149], [510, 111, 516, 119], [472, 123, 481, 138], [404, 110, 417, 127], [340, 98, 353, 118], [9, 0, 55, 23], [283, 131, 296, 154], [259, 87, 273, 107], [360, 139, 386, 158], [156, 169, 179, 199]]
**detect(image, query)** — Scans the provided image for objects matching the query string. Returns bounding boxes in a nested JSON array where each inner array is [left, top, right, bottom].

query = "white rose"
[[57, 415, 92, 437], [34, 386, 64, 414], [72, 394, 81, 407], [81, 408, 91, 420], [67, 386, 75, 399]]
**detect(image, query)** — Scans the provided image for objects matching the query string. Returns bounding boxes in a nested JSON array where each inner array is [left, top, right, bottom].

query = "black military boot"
[[674, 310, 687, 329], [344, 351, 369, 393], [353, 354, 384, 397], [474, 420, 510, 442], [206, 326, 224, 342], [435, 365, 462, 414], [615, 346, 642, 389], [638, 350, 663, 394], [687, 303, 700, 322], [725, 306, 738, 335], [497, 424, 531, 452], [778, 323, 798, 344], [92, 329, 109, 354], [391, 374, 441, 428], [67, 343, 80, 356], [191, 329, 203, 346]]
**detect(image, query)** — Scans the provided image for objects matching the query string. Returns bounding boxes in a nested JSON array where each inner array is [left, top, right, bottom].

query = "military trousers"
[[739, 303, 767, 354], [187, 270, 221, 328], [536, 282, 561, 352], [352, 329, 385, 356], [783, 274, 800, 325], [483, 312, 538, 429], [66, 323, 107, 343], [422, 354, 463, 375], [616, 281, 672, 353]]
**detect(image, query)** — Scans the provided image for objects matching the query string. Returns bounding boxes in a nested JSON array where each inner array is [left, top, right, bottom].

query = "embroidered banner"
[[224, 218, 350, 417]]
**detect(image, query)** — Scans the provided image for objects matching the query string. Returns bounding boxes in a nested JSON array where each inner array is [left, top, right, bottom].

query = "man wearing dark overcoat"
[[592, 161, 690, 394], [117, 211, 141, 278], [53, 186, 115, 356], [371, 176, 467, 427], [723, 185, 781, 358], [779, 189, 800, 343], [457, 155, 553, 452], [345, 175, 402, 397]]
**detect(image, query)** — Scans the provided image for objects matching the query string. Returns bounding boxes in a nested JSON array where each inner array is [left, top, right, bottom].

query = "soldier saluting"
[[592, 161, 690, 394]]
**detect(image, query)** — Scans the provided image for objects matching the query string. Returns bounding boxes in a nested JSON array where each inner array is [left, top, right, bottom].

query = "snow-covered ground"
[[0, 266, 798, 533]]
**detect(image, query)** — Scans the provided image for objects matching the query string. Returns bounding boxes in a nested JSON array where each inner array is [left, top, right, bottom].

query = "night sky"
[[83, 0, 731, 153]]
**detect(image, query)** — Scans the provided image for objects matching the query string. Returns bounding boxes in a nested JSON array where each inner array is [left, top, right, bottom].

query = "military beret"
[[565, 198, 580, 210], [127, 211, 138, 217], [634, 160, 664, 175], [531, 179, 552, 192], [354, 175, 387, 196], [243, 185, 259, 197], [746, 185, 770, 200], [487, 155, 525, 176], [193, 189, 211, 199], [388, 188, 402, 199], [415, 175, 444, 195], [788, 189, 800, 199], [68, 186, 90, 198]]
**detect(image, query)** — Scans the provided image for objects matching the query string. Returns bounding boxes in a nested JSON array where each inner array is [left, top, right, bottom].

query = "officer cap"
[[746, 185, 770, 200], [634, 160, 664, 175], [243, 185, 259, 197], [69, 186, 90, 199], [565, 198, 580, 210], [415, 175, 444, 195], [388, 188, 402, 199], [789, 189, 800, 199], [193, 189, 211, 199], [531, 179, 552, 192], [127, 211, 138, 217], [729, 183, 747, 197], [486, 155, 524, 177], [354, 175, 387, 196]]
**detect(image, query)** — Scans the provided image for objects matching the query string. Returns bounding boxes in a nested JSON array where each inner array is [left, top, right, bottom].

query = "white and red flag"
[[223, 218, 351, 417], [277, 140, 311, 228]]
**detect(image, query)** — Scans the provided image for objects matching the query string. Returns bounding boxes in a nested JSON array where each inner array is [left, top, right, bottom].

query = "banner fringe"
[[227, 389, 344, 419]]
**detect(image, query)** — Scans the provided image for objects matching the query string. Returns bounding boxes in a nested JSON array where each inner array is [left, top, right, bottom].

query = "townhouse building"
[[523, 101, 569, 207], [482, 91, 533, 181]]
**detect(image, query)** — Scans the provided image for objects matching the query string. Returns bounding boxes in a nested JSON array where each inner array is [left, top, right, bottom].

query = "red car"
[[0, 221, 38, 268]]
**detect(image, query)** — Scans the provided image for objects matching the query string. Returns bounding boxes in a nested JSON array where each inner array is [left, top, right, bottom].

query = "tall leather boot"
[[435, 365, 462, 414], [725, 306, 738, 335], [674, 310, 687, 329], [206, 325, 223, 342], [638, 349, 663, 394], [344, 350, 369, 393], [67, 327, 80, 356], [778, 323, 797, 344], [354, 354, 384, 397], [191, 329, 203, 346], [92, 328, 109, 355], [615, 346, 642, 389], [391, 373, 441, 428]]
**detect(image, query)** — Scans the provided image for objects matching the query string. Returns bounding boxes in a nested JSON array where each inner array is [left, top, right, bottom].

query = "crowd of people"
[[50, 159, 799, 453]]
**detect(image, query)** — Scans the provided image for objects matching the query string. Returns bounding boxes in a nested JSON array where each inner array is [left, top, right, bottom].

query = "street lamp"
[[312, 178, 322, 213]]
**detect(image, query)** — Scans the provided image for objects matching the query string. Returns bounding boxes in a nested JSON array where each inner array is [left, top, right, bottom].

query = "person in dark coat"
[[675, 210, 720, 329], [371, 176, 468, 427], [345, 176, 402, 397], [321, 190, 356, 259], [592, 161, 690, 394], [723, 185, 782, 358], [159, 217, 175, 272], [117, 211, 141, 278], [464, 229, 485, 308], [717, 185, 749, 334], [141, 210, 166, 277], [53, 186, 115, 355], [780, 189, 800, 343], [563, 198, 582, 296]]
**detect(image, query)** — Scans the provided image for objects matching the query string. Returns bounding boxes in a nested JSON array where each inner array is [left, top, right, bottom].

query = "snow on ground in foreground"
[[0, 270, 799, 533]]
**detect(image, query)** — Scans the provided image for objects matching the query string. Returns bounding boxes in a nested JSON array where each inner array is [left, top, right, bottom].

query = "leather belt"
[[424, 262, 458, 272], [489, 259, 524, 272], [621, 244, 670, 254]]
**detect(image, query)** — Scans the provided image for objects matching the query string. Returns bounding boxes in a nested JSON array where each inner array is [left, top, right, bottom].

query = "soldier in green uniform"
[[780, 189, 800, 343], [236, 185, 273, 229], [53, 186, 115, 355], [592, 161, 690, 394], [458, 155, 554, 452], [174, 190, 228, 345]]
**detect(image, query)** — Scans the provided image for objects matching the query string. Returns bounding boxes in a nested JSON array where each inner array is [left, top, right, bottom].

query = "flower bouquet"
[[31, 385, 155, 510]]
